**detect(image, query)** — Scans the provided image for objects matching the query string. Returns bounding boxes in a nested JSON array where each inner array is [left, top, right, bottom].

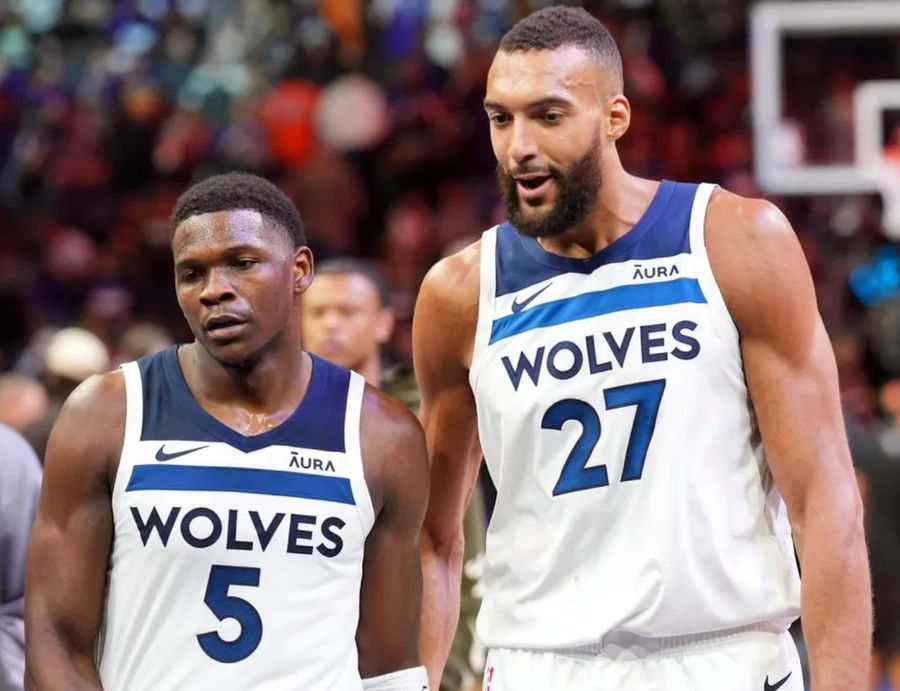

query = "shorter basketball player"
[[25, 173, 430, 691]]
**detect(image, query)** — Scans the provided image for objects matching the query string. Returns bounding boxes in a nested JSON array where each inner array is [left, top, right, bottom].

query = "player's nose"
[[507, 119, 540, 165], [198, 267, 236, 306]]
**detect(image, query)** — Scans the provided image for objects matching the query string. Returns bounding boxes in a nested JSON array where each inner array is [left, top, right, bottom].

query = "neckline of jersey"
[[514, 179, 676, 274], [160, 345, 324, 451]]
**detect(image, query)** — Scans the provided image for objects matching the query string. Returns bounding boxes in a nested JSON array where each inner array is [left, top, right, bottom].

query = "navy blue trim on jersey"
[[126, 464, 355, 504], [137, 347, 349, 453], [489, 278, 706, 344], [495, 180, 699, 297]]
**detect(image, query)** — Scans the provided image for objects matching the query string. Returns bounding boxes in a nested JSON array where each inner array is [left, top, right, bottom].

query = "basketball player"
[[414, 7, 870, 690], [25, 173, 430, 690]]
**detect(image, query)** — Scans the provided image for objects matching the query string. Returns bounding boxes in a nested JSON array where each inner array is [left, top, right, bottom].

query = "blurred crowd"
[[0, 0, 896, 398], [1, 0, 900, 688]]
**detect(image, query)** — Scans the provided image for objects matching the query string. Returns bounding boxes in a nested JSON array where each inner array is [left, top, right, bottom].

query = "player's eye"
[[233, 258, 259, 270], [181, 269, 203, 283], [489, 112, 510, 126], [542, 112, 562, 123]]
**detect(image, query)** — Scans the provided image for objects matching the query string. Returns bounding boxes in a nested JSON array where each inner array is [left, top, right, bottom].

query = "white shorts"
[[482, 627, 803, 691]]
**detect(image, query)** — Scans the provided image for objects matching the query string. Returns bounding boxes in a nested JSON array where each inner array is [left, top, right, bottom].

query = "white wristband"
[[361, 665, 429, 690]]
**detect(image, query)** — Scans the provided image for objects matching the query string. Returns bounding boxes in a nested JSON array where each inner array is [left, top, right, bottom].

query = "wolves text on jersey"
[[129, 505, 345, 556], [500, 320, 700, 390]]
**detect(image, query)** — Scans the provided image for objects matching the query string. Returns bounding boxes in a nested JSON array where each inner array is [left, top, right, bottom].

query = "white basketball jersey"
[[470, 182, 801, 650], [97, 348, 373, 690]]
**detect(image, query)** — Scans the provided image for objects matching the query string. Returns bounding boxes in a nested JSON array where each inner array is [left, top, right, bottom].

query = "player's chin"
[[517, 201, 556, 227], [199, 334, 260, 368], [519, 201, 554, 219], [518, 190, 557, 214]]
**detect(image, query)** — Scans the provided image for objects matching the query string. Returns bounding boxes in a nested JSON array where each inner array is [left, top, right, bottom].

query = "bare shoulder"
[[59, 369, 127, 432], [705, 187, 795, 252], [360, 384, 425, 451], [359, 384, 429, 516], [46, 370, 127, 486], [704, 187, 812, 331], [414, 238, 482, 370], [417, 238, 481, 318]]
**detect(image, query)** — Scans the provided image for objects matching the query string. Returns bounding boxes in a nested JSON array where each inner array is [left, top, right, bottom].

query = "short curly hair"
[[499, 6, 623, 89], [170, 172, 305, 247]]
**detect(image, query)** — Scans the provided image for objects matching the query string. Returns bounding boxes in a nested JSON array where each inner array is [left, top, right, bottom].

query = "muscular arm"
[[25, 374, 123, 691], [412, 248, 484, 690], [708, 192, 871, 690], [356, 387, 430, 681]]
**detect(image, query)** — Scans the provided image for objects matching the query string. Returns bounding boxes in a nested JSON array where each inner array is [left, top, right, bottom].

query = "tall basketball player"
[[25, 173, 430, 691], [414, 7, 870, 690]]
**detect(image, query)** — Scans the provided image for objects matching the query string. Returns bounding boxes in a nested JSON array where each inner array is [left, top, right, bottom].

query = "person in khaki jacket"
[[303, 258, 486, 691]]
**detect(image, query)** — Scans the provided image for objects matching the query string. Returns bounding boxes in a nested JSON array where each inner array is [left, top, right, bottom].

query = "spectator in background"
[[115, 323, 174, 365], [284, 147, 368, 259], [380, 194, 437, 363], [23, 328, 110, 461], [0, 375, 47, 433], [0, 424, 41, 691], [851, 379, 900, 690], [301, 258, 396, 389], [301, 259, 485, 691], [258, 76, 321, 170]]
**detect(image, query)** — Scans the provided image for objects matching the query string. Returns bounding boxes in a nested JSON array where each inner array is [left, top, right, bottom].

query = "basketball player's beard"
[[499, 144, 602, 239]]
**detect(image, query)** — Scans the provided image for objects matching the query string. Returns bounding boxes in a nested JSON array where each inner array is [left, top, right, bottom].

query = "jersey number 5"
[[543, 379, 666, 496], [198, 565, 263, 662]]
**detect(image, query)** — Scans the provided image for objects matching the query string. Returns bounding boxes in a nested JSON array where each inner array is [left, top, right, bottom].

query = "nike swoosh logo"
[[764, 671, 791, 691], [511, 283, 551, 313], [155, 444, 209, 462]]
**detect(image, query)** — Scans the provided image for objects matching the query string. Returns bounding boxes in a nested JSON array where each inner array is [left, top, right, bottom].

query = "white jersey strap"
[[113, 361, 144, 501], [345, 370, 374, 532], [687, 183, 739, 344], [469, 226, 498, 390]]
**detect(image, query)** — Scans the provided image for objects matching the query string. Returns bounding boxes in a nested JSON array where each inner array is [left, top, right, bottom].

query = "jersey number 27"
[[543, 379, 666, 495]]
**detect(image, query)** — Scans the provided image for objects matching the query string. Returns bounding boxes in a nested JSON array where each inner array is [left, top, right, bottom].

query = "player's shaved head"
[[499, 6, 623, 94]]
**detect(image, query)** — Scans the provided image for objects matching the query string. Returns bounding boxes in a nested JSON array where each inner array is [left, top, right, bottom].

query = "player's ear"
[[607, 94, 630, 141], [293, 246, 314, 295], [375, 306, 395, 344]]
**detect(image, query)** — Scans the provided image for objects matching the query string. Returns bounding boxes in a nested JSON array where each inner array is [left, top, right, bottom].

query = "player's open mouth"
[[205, 315, 248, 339], [515, 174, 552, 200]]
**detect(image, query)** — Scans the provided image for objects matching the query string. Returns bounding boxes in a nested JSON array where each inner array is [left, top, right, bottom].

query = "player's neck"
[[537, 170, 660, 259], [181, 336, 309, 411]]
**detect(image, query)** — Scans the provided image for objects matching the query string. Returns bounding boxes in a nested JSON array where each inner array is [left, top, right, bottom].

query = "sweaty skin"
[[25, 210, 429, 690], [416, 41, 870, 691]]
